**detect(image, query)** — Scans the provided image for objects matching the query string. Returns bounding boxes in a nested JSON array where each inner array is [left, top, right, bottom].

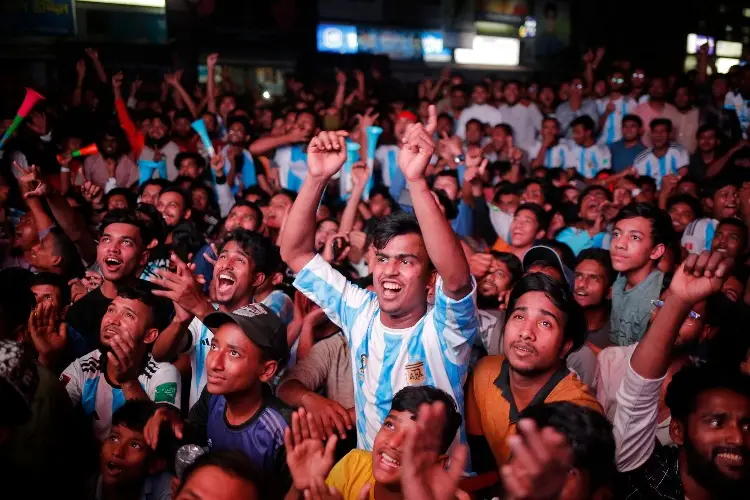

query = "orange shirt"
[[491, 237, 512, 253], [466, 355, 602, 466]]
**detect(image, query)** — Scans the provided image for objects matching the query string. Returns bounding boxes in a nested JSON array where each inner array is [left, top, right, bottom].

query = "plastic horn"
[[365, 126, 383, 170], [191, 119, 215, 157], [138, 159, 167, 186], [339, 142, 361, 200], [57, 143, 98, 164], [0, 88, 45, 151]]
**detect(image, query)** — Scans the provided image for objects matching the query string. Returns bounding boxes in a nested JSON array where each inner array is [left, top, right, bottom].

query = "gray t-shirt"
[[566, 345, 597, 387], [610, 270, 664, 346], [587, 321, 611, 350]]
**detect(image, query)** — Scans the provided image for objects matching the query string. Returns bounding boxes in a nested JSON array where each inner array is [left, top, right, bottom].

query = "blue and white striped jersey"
[[527, 140, 572, 168], [274, 145, 308, 192], [633, 145, 688, 188], [184, 293, 292, 409], [725, 91, 749, 139], [293, 254, 478, 451], [566, 143, 612, 178], [596, 96, 637, 145], [375, 144, 406, 202], [681, 217, 718, 255], [61, 350, 181, 441]]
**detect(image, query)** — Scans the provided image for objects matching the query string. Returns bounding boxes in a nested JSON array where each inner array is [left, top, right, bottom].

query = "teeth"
[[218, 273, 235, 283], [381, 452, 400, 466], [383, 283, 401, 291], [717, 452, 743, 463]]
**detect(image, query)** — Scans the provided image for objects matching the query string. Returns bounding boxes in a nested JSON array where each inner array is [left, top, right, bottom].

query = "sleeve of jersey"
[[59, 360, 83, 406], [182, 317, 203, 355], [432, 276, 478, 351], [293, 254, 376, 340], [147, 364, 182, 410]]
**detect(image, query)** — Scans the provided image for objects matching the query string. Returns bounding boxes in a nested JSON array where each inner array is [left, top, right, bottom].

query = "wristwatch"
[[454, 154, 465, 164]]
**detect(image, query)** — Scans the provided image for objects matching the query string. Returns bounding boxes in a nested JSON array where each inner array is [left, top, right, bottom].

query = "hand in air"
[[307, 130, 349, 180], [399, 105, 437, 182]]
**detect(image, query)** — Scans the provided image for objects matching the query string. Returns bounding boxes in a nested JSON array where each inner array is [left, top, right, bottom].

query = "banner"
[[0, 0, 76, 36]]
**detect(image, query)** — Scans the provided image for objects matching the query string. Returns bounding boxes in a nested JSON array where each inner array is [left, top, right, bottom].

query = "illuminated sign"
[[317, 24, 359, 54], [686, 33, 715, 55], [455, 36, 520, 66], [717, 57, 741, 73], [421, 31, 452, 62], [77, 0, 165, 6], [717, 40, 743, 58]]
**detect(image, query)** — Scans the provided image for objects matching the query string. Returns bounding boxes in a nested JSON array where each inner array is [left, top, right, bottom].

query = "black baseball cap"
[[204, 303, 289, 365], [523, 245, 575, 289]]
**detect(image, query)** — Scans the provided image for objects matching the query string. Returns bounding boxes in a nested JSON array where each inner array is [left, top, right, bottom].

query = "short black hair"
[[716, 217, 749, 251], [518, 402, 616, 494], [650, 117, 673, 133], [666, 363, 750, 424], [611, 202, 675, 247], [175, 152, 206, 172], [138, 178, 170, 197], [117, 282, 170, 331], [490, 251, 523, 285], [666, 194, 703, 219], [506, 273, 586, 355], [45, 228, 85, 281], [178, 450, 264, 497], [219, 229, 274, 275], [515, 203, 550, 232], [111, 400, 158, 433], [229, 200, 264, 228], [389, 386, 462, 453], [100, 209, 153, 250], [576, 248, 615, 287], [242, 186, 270, 207], [466, 118, 484, 130], [160, 186, 192, 211], [226, 115, 252, 136], [31, 271, 71, 306], [621, 114, 643, 128], [372, 211, 422, 250], [170, 222, 204, 264], [136, 203, 168, 246], [571, 115, 596, 133], [494, 123, 514, 137], [272, 189, 298, 204], [696, 123, 721, 140], [432, 188, 459, 220], [104, 187, 137, 210]]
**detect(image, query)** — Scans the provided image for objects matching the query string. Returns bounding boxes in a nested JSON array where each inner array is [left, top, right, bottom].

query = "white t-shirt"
[[293, 254, 478, 450], [633, 145, 689, 188], [497, 102, 543, 151], [61, 350, 181, 441], [455, 104, 504, 139]]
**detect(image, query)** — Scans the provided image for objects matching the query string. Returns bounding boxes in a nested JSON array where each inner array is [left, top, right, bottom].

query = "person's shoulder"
[[71, 349, 103, 376], [262, 390, 294, 428], [633, 148, 653, 163], [334, 449, 373, 474], [472, 355, 505, 380], [549, 369, 603, 412]]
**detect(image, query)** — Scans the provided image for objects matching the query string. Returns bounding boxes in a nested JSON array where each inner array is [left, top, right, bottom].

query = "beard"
[[146, 135, 170, 150], [684, 436, 750, 499]]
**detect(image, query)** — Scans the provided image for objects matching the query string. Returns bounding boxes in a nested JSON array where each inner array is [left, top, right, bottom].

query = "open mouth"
[[105, 461, 123, 475], [512, 343, 536, 357], [103, 256, 123, 271], [716, 451, 744, 466], [216, 272, 236, 293], [378, 451, 401, 470], [381, 281, 403, 299], [574, 290, 589, 297]]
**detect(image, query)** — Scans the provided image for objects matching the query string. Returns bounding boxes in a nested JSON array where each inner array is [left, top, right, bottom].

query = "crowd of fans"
[[2, 43, 750, 499]]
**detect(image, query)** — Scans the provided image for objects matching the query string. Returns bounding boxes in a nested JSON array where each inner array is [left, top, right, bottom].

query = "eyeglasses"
[[574, 84, 583, 90], [611, 77, 624, 84], [632, 72, 645, 79], [650, 299, 701, 320]]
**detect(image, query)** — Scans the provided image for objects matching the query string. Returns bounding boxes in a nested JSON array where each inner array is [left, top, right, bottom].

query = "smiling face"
[[510, 209, 543, 249], [97, 223, 148, 283], [479, 258, 514, 297], [711, 223, 746, 260], [610, 216, 661, 273], [100, 424, 151, 487], [225, 205, 260, 233], [502, 291, 571, 376], [314, 220, 339, 253], [579, 189, 608, 223], [157, 191, 190, 228], [573, 259, 609, 309], [521, 183, 545, 206], [372, 233, 431, 320], [622, 120, 641, 142], [668, 202, 697, 234], [651, 124, 670, 149], [713, 185, 740, 219], [371, 409, 417, 485], [206, 323, 274, 395], [677, 389, 750, 489], [140, 184, 163, 207], [100, 296, 153, 348], [227, 121, 248, 146], [148, 118, 168, 141], [178, 157, 201, 179], [212, 240, 261, 306]]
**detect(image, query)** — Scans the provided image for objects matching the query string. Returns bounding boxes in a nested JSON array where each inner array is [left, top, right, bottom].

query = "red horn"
[[17, 88, 45, 118]]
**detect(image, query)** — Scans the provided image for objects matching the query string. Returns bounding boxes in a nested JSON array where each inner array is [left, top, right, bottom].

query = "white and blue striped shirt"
[[681, 217, 718, 255], [596, 96, 637, 145], [527, 140, 572, 168], [566, 143, 612, 178], [274, 145, 309, 192], [725, 91, 750, 139], [633, 144, 688, 188], [294, 254, 478, 451]]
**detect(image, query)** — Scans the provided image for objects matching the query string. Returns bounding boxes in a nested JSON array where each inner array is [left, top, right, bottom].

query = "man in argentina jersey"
[[217, 116, 271, 195], [60, 286, 181, 442], [150, 229, 284, 409], [681, 178, 740, 255], [272, 110, 319, 192], [528, 117, 571, 169], [597, 71, 637, 145], [725, 68, 750, 138], [633, 119, 688, 188], [567, 116, 612, 179], [281, 108, 478, 451]]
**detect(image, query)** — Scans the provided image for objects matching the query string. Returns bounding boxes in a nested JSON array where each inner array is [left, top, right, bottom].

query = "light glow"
[[454, 36, 519, 67], [77, 0, 165, 7]]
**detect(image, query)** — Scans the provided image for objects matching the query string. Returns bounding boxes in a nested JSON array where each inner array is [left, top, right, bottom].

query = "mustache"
[[510, 341, 537, 354]]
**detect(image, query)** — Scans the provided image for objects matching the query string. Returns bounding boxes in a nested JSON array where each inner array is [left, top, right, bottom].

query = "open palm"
[[284, 408, 338, 491]]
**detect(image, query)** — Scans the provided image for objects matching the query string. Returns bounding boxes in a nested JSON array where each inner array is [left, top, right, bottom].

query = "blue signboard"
[[0, 0, 76, 36], [317, 24, 359, 54]]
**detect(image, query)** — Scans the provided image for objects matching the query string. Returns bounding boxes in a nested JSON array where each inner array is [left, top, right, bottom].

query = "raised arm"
[[72, 59, 86, 108], [206, 53, 218, 115], [165, 70, 198, 118], [249, 128, 309, 156], [279, 131, 348, 273], [85, 48, 107, 84], [339, 162, 369, 234], [333, 70, 346, 111], [399, 105, 472, 298]]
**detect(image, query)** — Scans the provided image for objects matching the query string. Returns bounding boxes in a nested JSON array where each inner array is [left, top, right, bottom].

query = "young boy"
[[95, 401, 171, 500], [60, 284, 181, 441], [633, 118, 689, 188], [681, 178, 740, 254], [145, 303, 291, 489], [609, 202, 674, 345], [285, 386, 463, 500]]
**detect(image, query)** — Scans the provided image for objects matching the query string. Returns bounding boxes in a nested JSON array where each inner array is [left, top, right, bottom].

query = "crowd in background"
[[2, 43, 750, 500]]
